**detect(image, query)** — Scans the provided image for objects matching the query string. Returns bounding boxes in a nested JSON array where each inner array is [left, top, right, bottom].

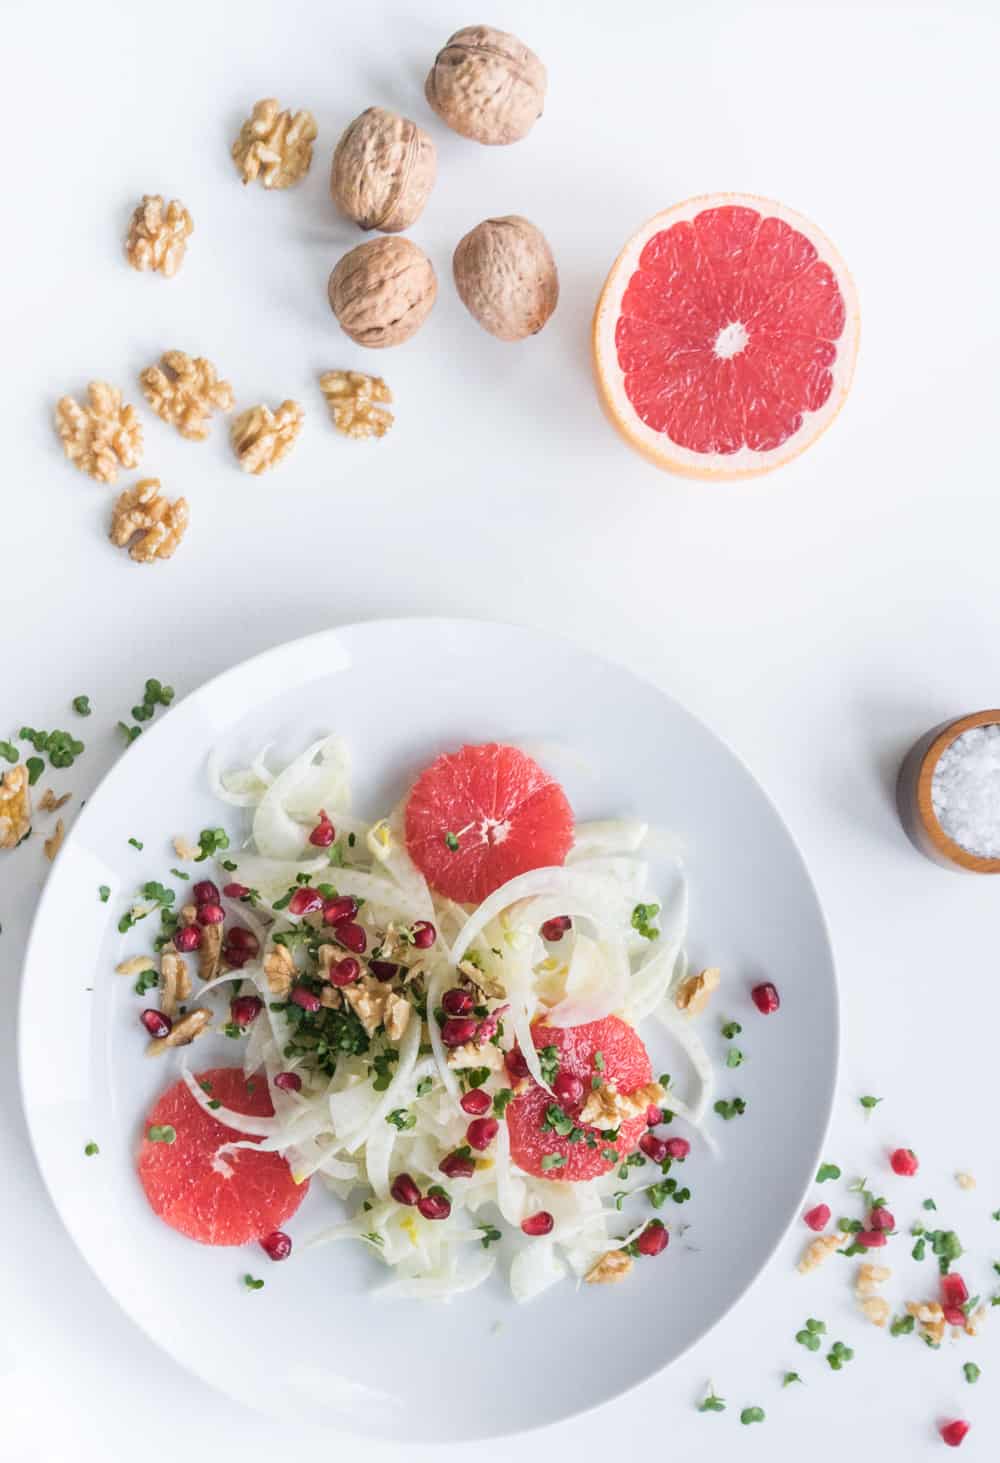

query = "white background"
[[2, 0, 999, 1459]]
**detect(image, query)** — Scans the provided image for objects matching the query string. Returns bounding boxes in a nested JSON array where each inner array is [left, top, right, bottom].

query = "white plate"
[[18, 618, 837, 1441]]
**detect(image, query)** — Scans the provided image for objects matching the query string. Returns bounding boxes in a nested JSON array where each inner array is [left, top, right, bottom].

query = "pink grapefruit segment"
[[137, 1067, 308, 1246], [405, 743, 574, 904], [593, 193, 859, 479]]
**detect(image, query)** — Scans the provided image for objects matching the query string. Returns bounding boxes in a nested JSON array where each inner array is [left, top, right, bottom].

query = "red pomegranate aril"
[[476, 1003, 508, 1042], [441, 1017, 478, 1047], [439, 1150, 475, 1179], [289, 985, 321, 1013], [369, 959, 401, 980], [751, 981, 780, 1014], [390, 1173, 421, 1206], [943, 1305, 967, 1327], [417, 1192, 451, 1221], [639, 1133, 669, 1163], [141, 1008, 172, 1038], [260, 1229, 292, 1261], [521, 1210, 555, 1237], [322, 895, 357, 925], [231, 994, 263, 1027], [308, 811, 335, 847], [890, 1147, 919, 1176], [223, 947, 251, 969], [553, 1071, 585, 1107], [336, 921, 367, 954], [197, 902, 225, 926], [541, 916, 572, 942], [173, 924, 202, 952], [635, 1220, 669, 1257], [222, 881, 249, 899], [193, 880, 220, 905], [868, 1205, 895, 1231], [225, 926, 259, 954], [288, 887, 323, 917], [410, 920, 436, 949], [442, 987, 475, 1017], [466, 1117, 499, 1151], [664, 1137, 690, 1161], [273, 1071, 302, 1092], [505, 1046, 530, 1081], [856, 1230, 887, 1248], [646, 1104, 663, 1126], [460, 1088, 492, 1116], [940, 1421, 971, 1448], [327, 957, 361, 987], [803, 1203, 831, 1232], [941, 1273, 969, 1308]]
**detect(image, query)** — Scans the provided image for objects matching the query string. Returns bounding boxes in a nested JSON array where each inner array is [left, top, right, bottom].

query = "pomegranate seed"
[[635, 1220, 669, 1257], [322, 895, 357, 925], [222, 882, 249, 899], [417, 1192, 451, 1221], [439, 1150, 476, 1179], [173, 924, 201, 952], [288, 887, 323, 917], [646, 1104, 663, 1126], [327, 957, 361, 987], [442, 987, 475, 1016], [943, 1305, 967, 1327], [289, 985, 321, 1013], [553, 1071, 585, 1107], [856, 1230, 887, 1248], [521, 1210, 555, 1237], [441, 1017, 478, 1047], [410, 920, 436, 949], [390, 1173, 421, 1206], [369, 959, 401, 980], [225, 926, 259, 954], [197, 902, 225, 926], [193, 880, 220, 905], [466, 1117, 499, 1151], [941, 1273, 969, 1308], [804, 1203, 831, 1231], [664, 1137, 690, 1161], [336, 921, 367, 954], [751, 981, 780, 1014], [890, 1147, 919, 1176], [223, 947, 251, 969], [141, 1008, 172, 1038], [639, 1133, 669, 1163], [505, 1046, 530, 1081], [939, 1420, 970, 1448], [868, 1205, 895, 1231], [460, 1088, 492, 1116], [308, 811, 335, 847], [230, 994, 263, 1027], [541, 916, 572, 941], [273, 1071, 302, 1092], [260, 1230, 292, 1261]]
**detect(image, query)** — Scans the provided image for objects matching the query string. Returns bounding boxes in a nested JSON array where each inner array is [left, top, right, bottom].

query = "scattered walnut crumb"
[[855, 1262, 891, 1298], [125, 195, 193, 277], [906, 1300, 946, 1346], [140, 351, 234, 440], [199, 922, 223, 983], [173, 834, 199, 861], [232, 99, 317, 188], [55, 382, 143, 483], [180, 903, 197, 924], [674, 966, 720, 1017], [955, 1171, 976, 1191], [230, 400, 303, 474], [342, 974, 409, 1039], [319, 370, 394, 440], [0, 765, 31, 850], [264, 943, 295, 997], [38, 789, 71, 813], [965, 1305, 987, 1337], [160, 950, 191, 1019], [447, 1038, 504, 1071], [585, 1249, 633, 1285], [578, 1079, 664, 1129], [145, 1006, 211, 1056], [43, 818, 65, 861], [860, 1296, 890, 1327], [384, 992, 411, 1041], [109, 478, 189, 563], [797, 1232, 846, 1273], [116, 955, 157, 978]]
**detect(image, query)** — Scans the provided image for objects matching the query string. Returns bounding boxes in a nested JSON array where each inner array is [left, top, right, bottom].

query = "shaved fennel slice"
[[377, 1248, 496, 1301], [179, 1065, 288, 1138], [225, 852, 329, 902], [544, 930, 629, 1028], [378, 801, 436, 924], [625, 878, 688, 1025], [510, 1241, 566, 1302], [336, 1018, 422, 1156], [493, 1117, 527, 1225], [451, 867, 632, 967], [569, 819, 648, 858], [207, 747, 274, 807], [252, 735, 346, 859], [425, 964, 461, 1101], [653, 996, 716, 1123]]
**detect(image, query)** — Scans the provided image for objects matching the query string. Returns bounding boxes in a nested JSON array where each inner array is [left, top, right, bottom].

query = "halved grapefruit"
[[593, 193, 859, 479], [405, 742, 574, 905]]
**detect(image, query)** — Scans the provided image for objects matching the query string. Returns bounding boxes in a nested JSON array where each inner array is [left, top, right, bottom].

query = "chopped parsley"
[[147, 1124, 176, 1144], [72, 696, 92, 717], [83, 1141, 99, 1157], [713, 1098, 746, 1121], [816, 1162, 841, 1182], [963, 1362, 980, 1384], [630, 901, 660, 940], [725, 1047, 744, 1068], [98, 885, 110, 903], [698, 1387, 725, 1413], [478, 1223, 502, 1249], [859, 1095, 882, 1110], [740, 1407, 765, 1425], [444, 831, 460, 851], [540, 1153, 566, 1170], [243, 1274, 265, 1291]]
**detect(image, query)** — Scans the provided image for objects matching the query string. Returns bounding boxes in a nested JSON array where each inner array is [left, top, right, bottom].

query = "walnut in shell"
[[330, 107, 436, 233], [328, 236, 437, 349], [453, 216, 558, 340], [425, 26, 546, 145]]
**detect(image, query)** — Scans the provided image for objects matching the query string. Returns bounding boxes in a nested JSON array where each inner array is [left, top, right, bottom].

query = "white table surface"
[[3, 0, 998, 1458]]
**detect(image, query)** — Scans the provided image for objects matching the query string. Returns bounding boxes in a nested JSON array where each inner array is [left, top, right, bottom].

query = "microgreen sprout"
[[698, 1386, 725, 1413], [816, 1162, 841, 1182], [630, 902, 660, 940]]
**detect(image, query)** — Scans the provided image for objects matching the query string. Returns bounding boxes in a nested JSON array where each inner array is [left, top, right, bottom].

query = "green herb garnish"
[[816, 1162, 841, 1183], [714, 1098, 746, 1121], [147, 1124, 176, 1144], [243, 1274, 264, 1291], [72, 696, 92, 717], [478, 1223, 502, 1249], [492, 1088, 514, 1117], [386, 1108, 417, 1131], [539, 1045, 560, 1085], [890, 1314, 915, 1336], [195, 827, 229, 861], [720, 1020, 742, 1039], [726, 1047, 744, 1068], [795, 1318, 826, 1351], [444, 831, 460, 851], [630, 902, 660, 941], [540, 1153, 566, 1171], [25, 756, 44, 785], [83, 1141, 99, 1156], [698, 1387, 725, 1413], [826, 1341, 854, 1371], [782, 1372, 802, 1387], [963, 1362, 980, 1384], [859, 1095, 882, 1111], [740, 1407, 765, 1425]]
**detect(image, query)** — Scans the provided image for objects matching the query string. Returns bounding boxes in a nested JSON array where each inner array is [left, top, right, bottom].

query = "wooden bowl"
[[896, 709, 1000, 872]]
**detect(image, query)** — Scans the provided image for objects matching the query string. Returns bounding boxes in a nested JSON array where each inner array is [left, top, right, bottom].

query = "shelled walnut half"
[[140, 351, 233, 440], [125, 195, 193, 277], [319, 371, 393, 440], [55, 382, 143, 483], [109, 479, 189, 563], [230, 401, 303, 473], [232, 99, 317, 188]]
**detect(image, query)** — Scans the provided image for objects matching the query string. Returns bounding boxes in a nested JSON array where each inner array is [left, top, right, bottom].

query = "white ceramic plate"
[[19, 619, 837, 1441]]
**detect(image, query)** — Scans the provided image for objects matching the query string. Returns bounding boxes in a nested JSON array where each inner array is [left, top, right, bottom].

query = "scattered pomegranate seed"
[[505, 1046, 530, 1081], [223, 947, 251, 970], [943, 1305, 967, 1327], [230, 994, 263, 1027], [521, 1211, 554, 1236], [289, 985, 321, 1013], [751, 981, 780, 1014], [639, 1133, 670, 1163], [273, 1071, 302, 1092], [541, 916, 572, 941], [410, 920, 436, 949], [460, 1088, 492, 1116], [322, 895, 357, 925], [803, 1203, 831, 1232], [646, 1104, 663, 1126], [442, 987, 475, 1016], [635, 1220, 669, 1257], [868, 1205, 895, 1231], [890, 1147, 919, 1176], [439, 1150, 476, 1179], [856, 1230, 887, 1248], [173, 924, 201, 952], [222, 882, 249, 899], [196, 902, 225, 926], [141, 1008, 172, 1038], [260, 1230, 292, 1261], [288, 887, 323, 917], [441, 1017, 478, 1047], [336, 921, 367, 954], [939, 1420, 970, 1448], [390, 1173, 421, 1206], [369, 959, 402, 981], [664, 1137, 690, 1161], [941, 1273, 969, 1308], [553, 1071, 584, 1107], [225, 927, 259, 954], [308, 811, 335, 847], [193, 880, 220, 905], [466, 1117, 499, 1150], [417, 1191, 452, 1221], [327, 957, 361, 987]]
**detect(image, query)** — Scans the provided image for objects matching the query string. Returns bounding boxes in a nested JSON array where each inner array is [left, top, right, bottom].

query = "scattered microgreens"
[[912, 1237, 926, 1261], [539, 1045, 560, 1085], [83, 1141, 99, 1157], [462, 1066, 491, 1090], [602, 1147, 620, 1163], [859, 1095, 882, 1111], [698, 1387, 725, 1413], [478, 1223, 502, 1249], [444, 831, 460, 851], [386, 1108, 416, 1131], [223, 1021, 243, 1040], [963, 1362, 980, 1384], [196, 827, 229, 861], [782, 1372, 803, 1387], [72, 696, 92, 717], [726, 1047, 744, 1068], [594, 1051, 605, 1070], [98, 885, 110, 902], [890, 1314, 915, 1336], [923, 1228, 963, 1273], [923, 1197, 937, 1211], [992, 1209, 1000, 1222], [816, 1162, 841, 1183], [26, 757, 44, 785], [133, 969, 158, 996], [371, 1048, 400, 1091], [328, 841, 346, 868], [540, 1153, 566, 1170], [826, 1341, 854, 1371], [243, 1274, 265, 1291], [415, 1076, 433, 1098], [618, 1152, 646, 1181], [613, 1191, 627, 1211], [795, 1318, 826, 1352], [740, 1407, 765, 1425], [147, 1125, 176, 1144], [170, 867, 190, 881], [18, 727, 84, 769], [721, 1020, 742, 1039], [127, 837, 143, 851], [118, 722, 142, 745], [630, 902, 660, 940], [0, 741, 17, 763], [492, 1088, 514, 1117], [713, 1098, 746, 1121]]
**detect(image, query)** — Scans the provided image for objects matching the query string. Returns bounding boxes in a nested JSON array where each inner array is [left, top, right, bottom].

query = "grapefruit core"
[[592, 193, 859, 479]]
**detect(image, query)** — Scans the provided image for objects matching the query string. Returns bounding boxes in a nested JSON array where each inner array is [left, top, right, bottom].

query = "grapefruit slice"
[[137, 1067, 308, 1246], [405, 742, 574, 904], [506, 1016, 652, 1181], [593, 193, 859, 479]]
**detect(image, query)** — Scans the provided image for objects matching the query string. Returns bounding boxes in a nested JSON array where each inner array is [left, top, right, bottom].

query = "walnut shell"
[[330, 107, 437, 233], [425, 25, 546, 145], [328, 236, 437, 348], [452, 216, 558, 341]]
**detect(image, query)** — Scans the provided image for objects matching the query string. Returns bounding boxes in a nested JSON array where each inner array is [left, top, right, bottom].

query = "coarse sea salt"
[[931, 723, 1000, 857]]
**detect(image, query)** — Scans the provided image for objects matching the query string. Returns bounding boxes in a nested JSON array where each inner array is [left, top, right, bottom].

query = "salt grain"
[[931, 724, 1000, 857]]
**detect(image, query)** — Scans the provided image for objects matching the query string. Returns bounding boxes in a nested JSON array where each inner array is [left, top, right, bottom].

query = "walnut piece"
[[906, 1300, 946, 1346], [674, 966, 721, 1017], [0, 766, 31, 850], [116, 956, 156, 978], [578, 1079, 664, 1129], [173, 834, 199, 861], [319, 986, 341, 1009], [55, 382, 143, 483], [232, 99, 317, 189], [38, 789, 71, 812], [384, 992, 411, 1041], [330, 107, 437, 233], [797, 1232, 846, 1273], [43, 818, 65, 861], [109, 478, 188, 563], [230, 401, 303, 474], [328, 236, 437, 349], [140, 351, 234, 440], [855, 1263, 891, 1297], [860, 1296, 890, 1327], [342, 974, 411, 1040], [453, 216, 559, 341], [447, 1038, 504, 1072], [146, 1006, 211, 1056], [160, 950, 191, 1019], [198, 922, 222, 983], [955, 1171, 976, 1191], [319, 371, 394, 440], [585, 1249, 633, 1285], [264, 943, 295, 997], [125, 195, 193, 277], [425, 26, 547, 145]]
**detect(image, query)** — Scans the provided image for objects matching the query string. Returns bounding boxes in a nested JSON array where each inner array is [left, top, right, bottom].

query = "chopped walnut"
[[180, 903, 197, 924], [110, 478, 188, 563], [38, 789, 71, 813], [146, 1006, 211, 1055], [264, 943, 295, 997], [55, 382, 143, 483], [342, 974, 407, 1039], [43, 818, 65, 861], [0, 765, 31, 849], [578, 1079, 665, 1129], [906, 1300, 946, 1346], [116, 955, 157, 978], [173, 834, 199, 861], [585, 1249, 633, 1285], [160, 950, 191, 1019], [384, 992, 412, 1041], [140, 351, 234, 440], [125, 195, 193, 277], [447, 1038, 504, 1071], [965, 1305, 987, 1337], [855, 1263, 891, 1297], [797, 1232, 846, 1273], [955, 1171, 976, 1191], [319, 986, 341, 1009], [199, 922, 223, 983], [232, 99, 317, 188], [860, 1296, 890, 1327], [674, 966, 720, 1017], [319, 371, 394, 441], [230, 400, 303, 474]]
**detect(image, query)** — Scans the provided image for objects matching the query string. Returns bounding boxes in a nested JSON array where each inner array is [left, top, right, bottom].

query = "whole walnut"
[[328, 236, 437, 348], [453, 216, 558, 341], [331, 107, 437, 233], [425, 25, 546, 145]]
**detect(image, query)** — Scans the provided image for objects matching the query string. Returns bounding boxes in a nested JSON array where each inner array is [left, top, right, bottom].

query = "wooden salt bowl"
[[897, 709, 1000, 873]]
